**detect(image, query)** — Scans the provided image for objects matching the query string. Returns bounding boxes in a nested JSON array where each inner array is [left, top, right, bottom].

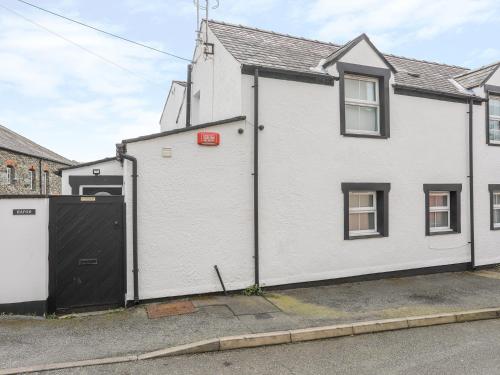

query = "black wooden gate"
[[49, 196, 126, 313]]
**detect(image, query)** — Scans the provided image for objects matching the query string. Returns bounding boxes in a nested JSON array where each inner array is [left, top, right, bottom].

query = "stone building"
[[0, 124, 73, 195]]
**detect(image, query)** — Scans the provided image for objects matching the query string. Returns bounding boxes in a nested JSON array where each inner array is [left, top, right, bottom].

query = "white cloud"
[[307, 0, 499, 48], [0, 4, 182, 161]]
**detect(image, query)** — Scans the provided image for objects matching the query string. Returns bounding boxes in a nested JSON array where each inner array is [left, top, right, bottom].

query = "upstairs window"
[[489, 96, 500, 144], [345, 75, 380, 135], [338, 62, 391, 139]]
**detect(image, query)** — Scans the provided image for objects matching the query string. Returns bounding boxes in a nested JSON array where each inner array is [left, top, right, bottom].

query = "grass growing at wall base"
[[243, 284, 263, 296]]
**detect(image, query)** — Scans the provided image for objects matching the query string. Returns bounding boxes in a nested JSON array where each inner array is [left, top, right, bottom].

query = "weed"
[[243, 284, 263, 296]]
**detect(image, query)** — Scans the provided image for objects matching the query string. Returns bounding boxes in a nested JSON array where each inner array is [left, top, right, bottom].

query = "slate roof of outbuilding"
[[207, 20, 473, 96], [454, 62, 500, 89], [0, 124, 73, 165]]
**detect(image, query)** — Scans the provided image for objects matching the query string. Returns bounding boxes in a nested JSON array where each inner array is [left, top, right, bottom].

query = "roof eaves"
[[393, 83, 486, 104], [0, 145, 74, 166], [58, 156, 118, 172], [122, 115, 246, 144]]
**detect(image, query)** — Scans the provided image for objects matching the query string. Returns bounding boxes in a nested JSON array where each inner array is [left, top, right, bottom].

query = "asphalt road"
[[49, 319, 500, 375]]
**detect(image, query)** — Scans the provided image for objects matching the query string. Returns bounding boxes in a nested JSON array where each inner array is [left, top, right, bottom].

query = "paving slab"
[[192, 295, 280, 315], [2, 268, 500, 371]]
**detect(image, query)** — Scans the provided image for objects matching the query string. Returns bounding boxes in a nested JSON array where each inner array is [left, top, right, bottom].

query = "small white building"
[[64, 20, 500, 305]]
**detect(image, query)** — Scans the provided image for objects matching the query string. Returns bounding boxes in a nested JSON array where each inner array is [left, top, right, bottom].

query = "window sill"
[[491, 226, 500, 231], [427, 230, 458, 236], [347, 233, 385, 240], [487, 141, 500, 147], [342, 132, 388, 139]]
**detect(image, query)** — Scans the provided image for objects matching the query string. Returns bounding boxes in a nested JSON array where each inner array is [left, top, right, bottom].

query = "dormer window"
[[489, 95, 500, 144], [345, 75, 380, 135], [338, 62, 391, 139]]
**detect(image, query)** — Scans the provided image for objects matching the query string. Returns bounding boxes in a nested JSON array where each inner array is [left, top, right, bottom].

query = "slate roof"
[[454, 62, 500, 89], [207, 20, 472, 96], [0, 124, 73, 165]]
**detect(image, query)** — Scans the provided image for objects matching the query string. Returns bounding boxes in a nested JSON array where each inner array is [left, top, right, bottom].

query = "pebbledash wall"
[[0, 149, 65, 195], [115, 31, 500, 303]]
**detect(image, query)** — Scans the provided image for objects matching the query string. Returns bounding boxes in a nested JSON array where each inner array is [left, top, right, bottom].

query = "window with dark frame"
[[488, 185, 500, 230], [341, 183, 390, 240], [338, 62, 391, 139], [423, 184, 461, 236], [488, 95, 500, 144], [486, 85, 500, 146]]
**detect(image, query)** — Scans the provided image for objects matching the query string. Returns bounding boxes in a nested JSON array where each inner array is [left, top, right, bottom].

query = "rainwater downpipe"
[[253, 68, 260, 286], [468, 98, 475, 269], [186, 64, 193, 127], [120, 152, 139, 303]]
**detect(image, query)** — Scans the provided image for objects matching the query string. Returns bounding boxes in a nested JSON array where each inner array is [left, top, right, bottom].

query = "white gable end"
[[338, 39, 388, 69], [486, 66, 500, 87]]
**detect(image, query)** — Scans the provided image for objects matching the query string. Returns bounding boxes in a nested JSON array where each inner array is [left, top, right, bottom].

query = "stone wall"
[[0, 149, 67, 195]]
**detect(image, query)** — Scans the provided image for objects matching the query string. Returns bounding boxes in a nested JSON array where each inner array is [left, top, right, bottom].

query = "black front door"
[[49, 196, 125, 313]]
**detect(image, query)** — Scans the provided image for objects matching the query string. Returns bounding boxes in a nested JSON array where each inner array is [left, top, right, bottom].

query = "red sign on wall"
[[197, 132, 220, 146]]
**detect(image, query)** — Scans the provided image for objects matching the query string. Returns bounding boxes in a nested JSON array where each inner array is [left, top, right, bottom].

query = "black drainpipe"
[[468, 98, 475, 269], [117, 145, 139, 304], [253, 68, 260, 286], [186, 64, 192, 127]]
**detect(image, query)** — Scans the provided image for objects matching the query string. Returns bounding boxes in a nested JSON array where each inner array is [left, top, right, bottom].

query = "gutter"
[[116, 144, 140, 304], [468, 98, 475, 269], [393, 84, 486, 105]]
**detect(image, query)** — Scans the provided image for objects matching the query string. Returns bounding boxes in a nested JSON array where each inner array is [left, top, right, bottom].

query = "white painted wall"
[[473, 88, 500, 266], [118, 31, 500, 300], [61, 159, 123, 195], [246, 75, 470, 287], [190, 23, 242, 125], [0, 198, 49, 304], [339, 39, 389, 69], [124, 119, 253, 300], [160, 82, 187, 132]]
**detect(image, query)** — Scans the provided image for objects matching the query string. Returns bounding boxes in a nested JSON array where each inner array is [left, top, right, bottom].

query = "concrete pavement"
[[2, 267, 500, 370]]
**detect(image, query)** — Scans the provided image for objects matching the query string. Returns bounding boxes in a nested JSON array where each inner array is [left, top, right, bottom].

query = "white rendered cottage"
[[65, 20, 500, 304]]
